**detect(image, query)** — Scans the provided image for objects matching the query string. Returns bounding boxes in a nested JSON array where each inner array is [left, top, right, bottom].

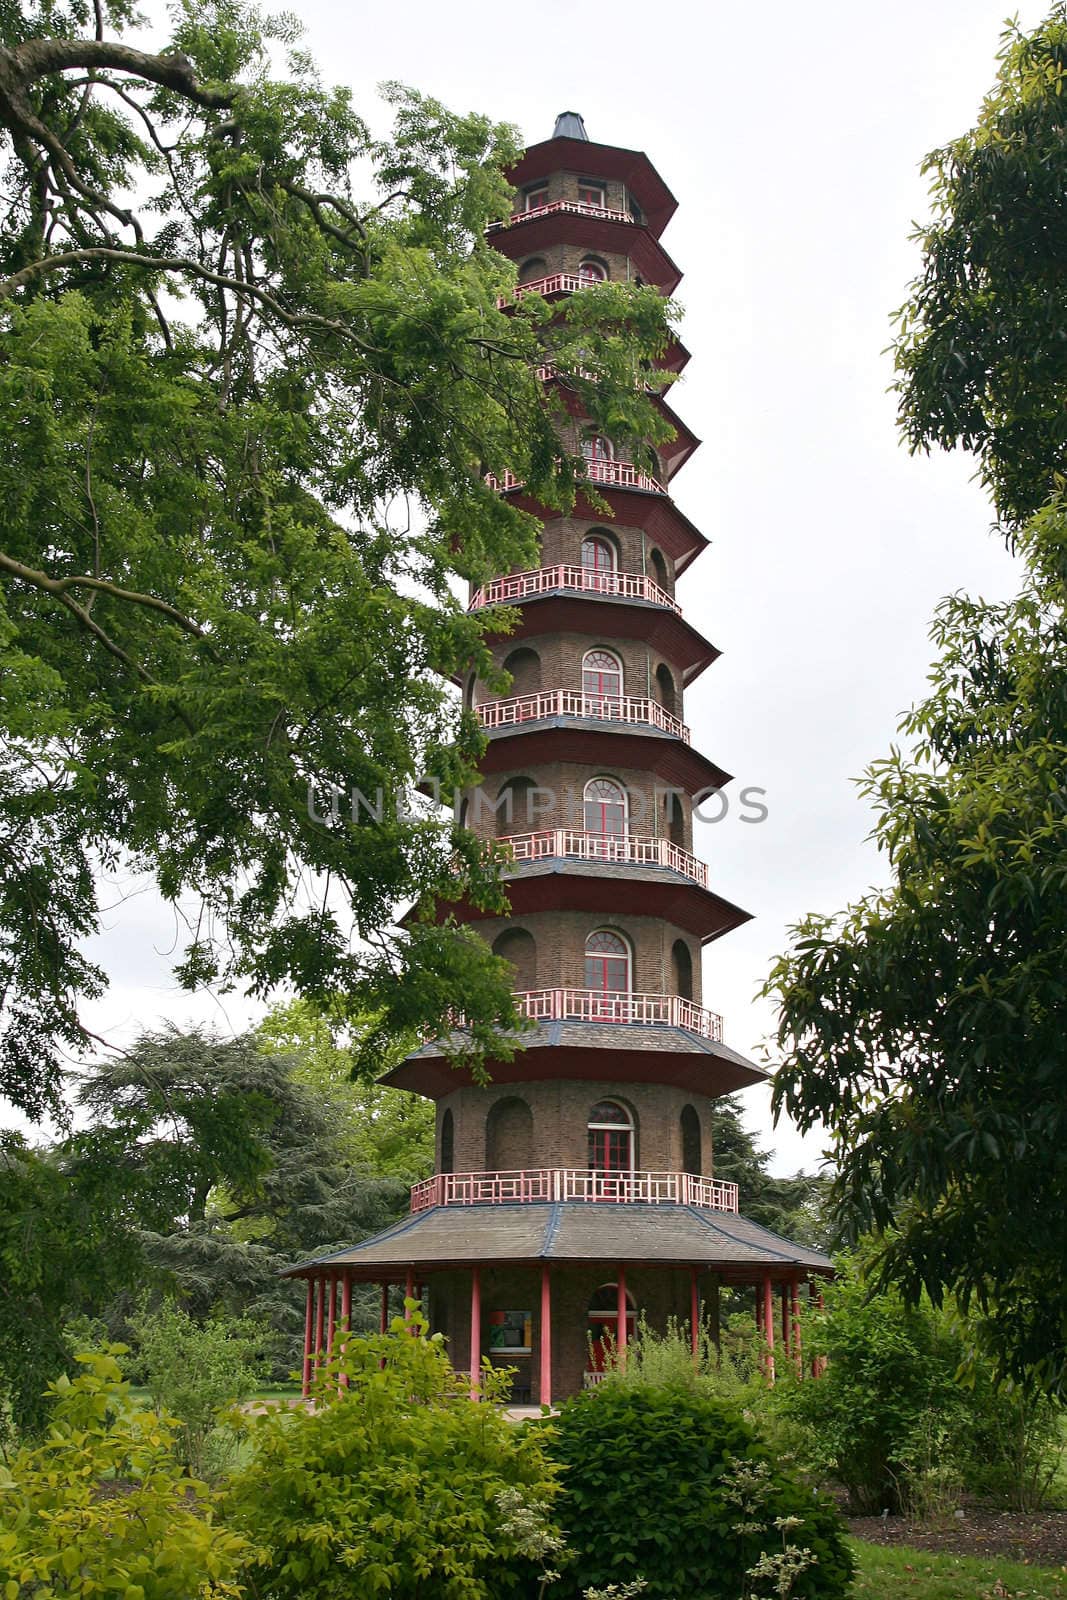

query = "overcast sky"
[[33, 0, 1045, 1172]]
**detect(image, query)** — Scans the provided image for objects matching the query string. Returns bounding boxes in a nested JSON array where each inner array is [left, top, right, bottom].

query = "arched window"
[[518, 255, 548, 285], [649, 548, 669, 593], [584, 777, 627, 840], [585, 929, 631, 998], [492, 928, 537, 990], [681, 1104, 701, 1175], [486, 1095, 534, 1170], [587, 1100, 634, 1173], [523, 184, 548, 213], [581, 533, 617, 583], [495, 775, 540, 835], [503, 646, 541, 698], [578, 257, 608, 283], [583, 648, 623, 705], [664, 788, 686, 849], [655, 662, 678, 717], [440, 1108, 455, 1174], [458, 796, 470, 830], [582, 434, 613, 465], [672, 939, 693, 1001]]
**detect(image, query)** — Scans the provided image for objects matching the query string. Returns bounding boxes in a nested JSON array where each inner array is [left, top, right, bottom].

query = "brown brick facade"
[[436, 1077, 720, 1176]]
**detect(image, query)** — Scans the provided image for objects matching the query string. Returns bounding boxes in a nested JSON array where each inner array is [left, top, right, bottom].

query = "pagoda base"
[[283, 1200, 831, 1404]]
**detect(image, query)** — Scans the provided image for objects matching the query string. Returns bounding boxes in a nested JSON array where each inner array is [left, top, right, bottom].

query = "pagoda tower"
[[286, 114, 830, 1404]]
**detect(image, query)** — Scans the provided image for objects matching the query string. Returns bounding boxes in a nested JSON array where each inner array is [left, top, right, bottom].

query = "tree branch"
[[0, 549, 213, 647], [3, 40, 234, 111]]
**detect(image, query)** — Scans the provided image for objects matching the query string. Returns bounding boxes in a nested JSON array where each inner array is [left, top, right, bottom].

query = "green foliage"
[[0, 1349, 253, 1598], [766, 499, 1067, 1395], [72, 1027, 401, 1349], [599, 1312, 760, 1402], [710, 1097, 834, 1251], [894, 4, 1067, 527], [771, 1256, 1065, 1515], [257, 999, 435, 1182], [0, 1, 678, 1114], [224, 1309, 562, 1599], [540, 1381, 853, 1600], [129, 1300, 268, 1477], [0, 1133, 137, 1437]]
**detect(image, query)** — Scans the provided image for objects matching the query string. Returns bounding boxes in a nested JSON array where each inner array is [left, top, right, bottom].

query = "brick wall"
[[463, 758, 694, 850], [438, 1077, 720, 1175], [472, 906, 703, 1004]]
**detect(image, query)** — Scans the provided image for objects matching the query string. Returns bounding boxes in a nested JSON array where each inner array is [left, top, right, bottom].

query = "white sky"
[[25, 0, 1043, 1173]]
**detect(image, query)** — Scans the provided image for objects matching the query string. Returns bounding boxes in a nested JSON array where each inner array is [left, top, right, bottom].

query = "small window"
[[585, 929, 631, 995], [582, 434, 613, 465], [524, 183, 548, 212], [587, 1100, 634, 1172], [518, 256, 548, 286], [583, 648, 623, 700], [578, 257, 607, 283], [578, 180, 606, 209], [581, 534, 617, 577], [441, 1108, 455, 1174], [681, 1105, 701, 1175], [584, 777, 627, 839]]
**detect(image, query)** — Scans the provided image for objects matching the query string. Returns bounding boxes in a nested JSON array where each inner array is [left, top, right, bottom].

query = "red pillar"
[[813, 1284, 826, 1378], [313, 1274, 325, 1375], [405, 1265, 415, 1323], [791, 1278, 801, 1376], [379, 1281, 389, 1334], [616, 1267, 628, 1369], [540, 1264, 552, 1408], [301, 1278, 314, 1398], [690, 1266, 700, 1360], [780, 1281, 790, 1357], [470, 1265, 481, 1400], [761, 1272, 775, 1386], [327, 1274, 338, 1354], [339, 1271, 352, 1391]]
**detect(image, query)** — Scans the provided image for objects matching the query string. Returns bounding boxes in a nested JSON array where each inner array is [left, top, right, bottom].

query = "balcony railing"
[[485, 461, 666, 496], [487, 199, 636, 233], [514, 986, 723, 1041], [498, 271, 591, 306], [476, 690, 689, 744], [470, 564, 679, 615], [500, 828, 709, 890], [411, 1166, 739, 1213]]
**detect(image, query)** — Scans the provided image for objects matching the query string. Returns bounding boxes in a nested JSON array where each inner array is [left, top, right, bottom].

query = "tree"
[[0, 0, 677, 1118], [766, 500, 1067, 1394], [894, 5, 1067, 529], [72, 1026, 401, 1331], [257, 998, 435, 1182], [710, 1096, 832, 1251]]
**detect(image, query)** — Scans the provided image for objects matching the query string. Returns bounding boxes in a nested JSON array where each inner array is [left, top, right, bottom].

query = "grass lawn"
[[852, 1539, 1067, 1599]]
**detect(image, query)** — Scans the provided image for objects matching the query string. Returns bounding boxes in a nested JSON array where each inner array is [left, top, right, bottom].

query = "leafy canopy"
[[894, 4, 1067, 528], [0, 0, 677, 1116], [766, 501, 1067, 1394]]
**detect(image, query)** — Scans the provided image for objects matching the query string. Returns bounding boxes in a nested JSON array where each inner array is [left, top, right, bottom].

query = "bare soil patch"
[[848, 1507, 1067, 1568]]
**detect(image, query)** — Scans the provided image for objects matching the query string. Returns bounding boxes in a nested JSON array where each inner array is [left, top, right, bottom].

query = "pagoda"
[[285, 113, 830, 1404]]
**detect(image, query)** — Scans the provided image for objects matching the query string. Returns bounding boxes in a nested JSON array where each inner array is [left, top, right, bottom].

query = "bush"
[[772, 1256, 1066, 1514], [0, 1349, 252, 1598], [224, 1309, 562, 1599], [130, 1299, 270, 1477], [599, 1313, 761, 1403], [540, 1381, 853, 1600]]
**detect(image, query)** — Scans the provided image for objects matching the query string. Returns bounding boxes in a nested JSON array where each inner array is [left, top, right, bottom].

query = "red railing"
[[485, 461, 665, 495], [411, 1166, 739, 1213], [501, 828, 708, 890], [513, 986, 723, 1041], [487, 199, 636, 233], [470, 564, 679, 615], [498, 271, 590, 306], [476, 690, 689, 744]]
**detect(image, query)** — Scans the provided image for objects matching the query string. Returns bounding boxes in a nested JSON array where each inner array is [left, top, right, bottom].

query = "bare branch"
[[3, 39, 234, 110]]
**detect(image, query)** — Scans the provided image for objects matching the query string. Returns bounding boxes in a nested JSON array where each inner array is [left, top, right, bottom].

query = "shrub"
[[224, 1308, 562, 1599], [540, 1380, 853, 1600], [0, 1349, 252, 1598], [600, 1313, 761, 1403], [772, 1256, 1066, 1513], [130, 1299, 270, 1477]]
